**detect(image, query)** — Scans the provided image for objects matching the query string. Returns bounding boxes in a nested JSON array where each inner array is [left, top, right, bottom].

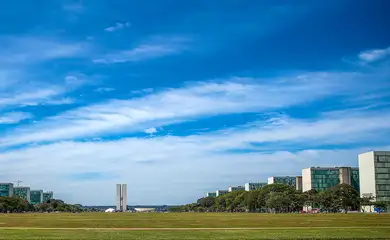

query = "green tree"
[[266, 192, 290, 213], [289, 191, 306, 212], [332, 184, 360, 213], [215, 196, 226, 212], [197, 197, 215, 208], [317, 190, 336, 213], [245, 190, 260, 212]]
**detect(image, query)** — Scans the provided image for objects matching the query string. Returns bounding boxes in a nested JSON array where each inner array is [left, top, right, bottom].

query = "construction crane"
[[15, 180, 22, 187]]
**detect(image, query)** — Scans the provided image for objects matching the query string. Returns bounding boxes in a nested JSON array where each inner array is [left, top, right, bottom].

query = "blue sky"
[[1, 0, 390, 205]]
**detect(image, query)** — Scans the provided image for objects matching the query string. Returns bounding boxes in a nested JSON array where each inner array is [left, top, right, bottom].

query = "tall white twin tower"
[[116, 184, 127, 212]]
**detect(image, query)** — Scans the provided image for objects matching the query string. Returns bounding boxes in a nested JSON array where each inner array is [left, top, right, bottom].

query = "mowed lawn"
[[0, 213, 390, 239]]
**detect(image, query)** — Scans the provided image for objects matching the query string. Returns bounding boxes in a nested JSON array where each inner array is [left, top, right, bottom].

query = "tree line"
[[169, 183, 389, 213], [0, 197, 83, 213]]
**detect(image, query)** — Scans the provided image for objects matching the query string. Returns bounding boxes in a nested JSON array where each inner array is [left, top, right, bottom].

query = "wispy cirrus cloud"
[[93, 45, 183, 64], [93, 36, 190, 64], [0, 112, 32, 124], [131, 88, 153, 95], [358, 46, 390, 63], [95, 87, 115, 93], [104, 22, 131, 32], [0, 35, 91, 112], [0, 36, 87, 66], [1, 65, 389, 148], [0, 74, 85, 109]]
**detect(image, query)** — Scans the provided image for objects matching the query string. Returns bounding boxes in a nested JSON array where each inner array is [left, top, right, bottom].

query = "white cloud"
[[0, 119, 387, 204], [93, 45, 182, 64], [104, 22, 131, 32], [131, 88, 153, 94], [0, 87, 63, 108], [0, 74, 84, 109], [1, 69, 388, 147], [93, 36, 189, 64], [0, 112, 32, 124], [44, 98, 76, 105], [144, 127, 158, 134], [358, 46, 390, 63], [0, 37, 89, 109], [95, 87, 115, 93], [0, 36, 87, 66]]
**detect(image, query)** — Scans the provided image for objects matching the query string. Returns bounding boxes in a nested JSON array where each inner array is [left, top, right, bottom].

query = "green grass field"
[[0, 213, 389, 239]]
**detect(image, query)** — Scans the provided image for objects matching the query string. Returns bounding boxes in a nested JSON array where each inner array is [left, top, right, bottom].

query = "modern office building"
[[228, 186, 245, 192], [296, 176, 303, 191], [116, 184, 127, 211], [206, 192, 217, 197], [43, 191, 54, 203], [302, 167, 359, 192], [359, 151, 390, 204], [268, 176, 301, 190], [13, 187, 30, 202], [244, 182, 267, 191], [216, 190, 228, 197], [30, 190, 43, 205], [0, 183, 13, 197]]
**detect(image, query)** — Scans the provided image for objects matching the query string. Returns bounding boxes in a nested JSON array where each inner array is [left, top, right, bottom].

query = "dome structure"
[[105, 208, 115, 213]]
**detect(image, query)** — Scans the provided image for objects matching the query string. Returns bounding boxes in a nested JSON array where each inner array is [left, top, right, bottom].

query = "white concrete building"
[[116, 184, 127, 211], [216, 190, 228, 197], [359, 151, 390, 211]]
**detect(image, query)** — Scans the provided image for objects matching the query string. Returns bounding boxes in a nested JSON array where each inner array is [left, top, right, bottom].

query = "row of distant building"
[[0, 183, 54, 205], [206, 151, 390, 206]]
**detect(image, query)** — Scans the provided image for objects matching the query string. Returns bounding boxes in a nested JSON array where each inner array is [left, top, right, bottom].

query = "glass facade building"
[[43, 192, 54, 203], [351, 169, 360, 192], [0, 183, 13, 197], [311, 168, 340, 191], [302, 167, 360, 192], [268, 176, 298, 188], [375, 154, 390, 201], [216, 190, 228, 197], [30, 190, 43, 205], [359, 151, 390, 203], [244, 182, 267, 191], [228, 186, 245, 192], [13, 187, 30, 202], [206, 192, 217, 197]]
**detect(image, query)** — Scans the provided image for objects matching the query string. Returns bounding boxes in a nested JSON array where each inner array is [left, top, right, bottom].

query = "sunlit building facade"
[[0, 183, 13, 197], [30, 190, 43, 205], [216, 190, 228, 197], [228, 186, 245, 192], [43, 191, 54, 203], [244, 182, 267, 191], [206, 192, 217, 197], [302, 167, 359, 192], [359, 151, 390, 203], [268, 176, 302, 190], [13, 187, 30, 202]]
